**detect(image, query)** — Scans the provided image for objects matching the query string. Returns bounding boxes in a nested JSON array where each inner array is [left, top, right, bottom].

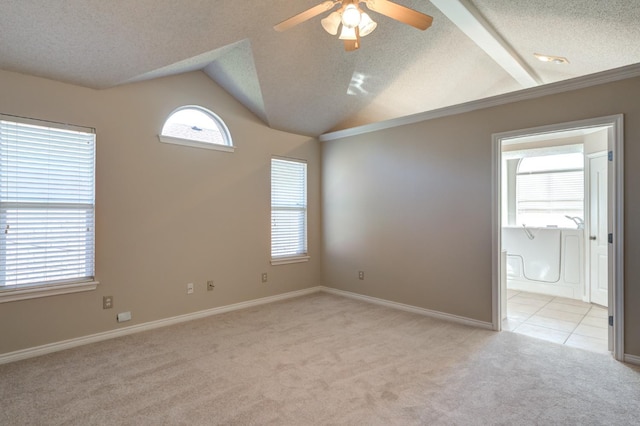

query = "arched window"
[[159, 106, 233, 152]]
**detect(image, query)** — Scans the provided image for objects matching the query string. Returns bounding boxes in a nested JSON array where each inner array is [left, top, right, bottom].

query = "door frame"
[[491, 114, 624, 361]]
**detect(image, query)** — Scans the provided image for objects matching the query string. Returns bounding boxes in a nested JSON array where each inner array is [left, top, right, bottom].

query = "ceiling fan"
[[274, 0, 433, 51]]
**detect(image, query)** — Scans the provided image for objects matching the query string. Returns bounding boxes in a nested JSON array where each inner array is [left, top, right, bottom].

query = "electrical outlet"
[[207, 280, 215, 291], [117, 311, 131, 322], [261, 272, 268, 283], [103, 296, 113, 309], [187, 282, 194, 294], [358, 271, 365, 280]]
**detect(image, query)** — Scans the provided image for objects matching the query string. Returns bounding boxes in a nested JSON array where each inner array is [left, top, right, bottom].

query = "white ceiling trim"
[[430, 0, 540, 88], [319, 63, 640, 141]]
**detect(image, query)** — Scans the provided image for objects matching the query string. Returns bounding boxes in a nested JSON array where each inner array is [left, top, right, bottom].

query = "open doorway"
[[491, 115, 624, 360]]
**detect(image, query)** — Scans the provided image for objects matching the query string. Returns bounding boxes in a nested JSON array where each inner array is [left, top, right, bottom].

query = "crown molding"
[[319, 63, 640, 141]]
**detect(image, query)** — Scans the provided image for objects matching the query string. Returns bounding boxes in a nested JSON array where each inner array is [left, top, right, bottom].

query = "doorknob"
[[590, 236, 597, 240]]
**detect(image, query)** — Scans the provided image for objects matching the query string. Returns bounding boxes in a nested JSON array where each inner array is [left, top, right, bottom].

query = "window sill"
[[158, 135, 235, 152], [0, 280, 99, 303], [271, 255, 310, 266]]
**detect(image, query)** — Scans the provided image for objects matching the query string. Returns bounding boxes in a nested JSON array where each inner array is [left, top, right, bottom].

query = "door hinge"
[[609, 315, 614, 326], [608, 150, 613, 161], [608, 233, 613, 244]]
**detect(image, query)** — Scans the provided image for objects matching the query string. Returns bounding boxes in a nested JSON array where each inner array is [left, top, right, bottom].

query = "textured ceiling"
[[1, 1, 639, 137]]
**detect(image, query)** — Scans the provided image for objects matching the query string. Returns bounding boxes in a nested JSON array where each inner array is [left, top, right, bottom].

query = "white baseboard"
[[624, 353, 640, 366], [15, 284, 624, 366], [320, 286, 494, 330], [0, 286, 322, 365]]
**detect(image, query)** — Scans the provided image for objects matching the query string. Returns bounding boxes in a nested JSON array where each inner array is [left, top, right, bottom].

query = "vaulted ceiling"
[[1, 1, 639, 137]]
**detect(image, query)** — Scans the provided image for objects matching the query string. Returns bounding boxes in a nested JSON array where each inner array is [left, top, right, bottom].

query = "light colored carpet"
[[1, 292, 639, 425]]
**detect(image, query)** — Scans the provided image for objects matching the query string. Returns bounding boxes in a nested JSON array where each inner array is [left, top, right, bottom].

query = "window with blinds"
[[516, 153, 584, 228], [271, 158, 308, 262], [0, 116, 95, 289]]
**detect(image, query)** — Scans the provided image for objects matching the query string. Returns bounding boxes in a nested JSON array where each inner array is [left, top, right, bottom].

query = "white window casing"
[[0, 115, 98, 302], [159, 105, 234, 152], [271, 158, 309, 264]]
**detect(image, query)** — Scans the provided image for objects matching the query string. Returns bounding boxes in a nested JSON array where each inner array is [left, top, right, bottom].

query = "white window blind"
[[271, 158, 307, 259], [516, 153, 584, 227], [0, 117, 95, 288]]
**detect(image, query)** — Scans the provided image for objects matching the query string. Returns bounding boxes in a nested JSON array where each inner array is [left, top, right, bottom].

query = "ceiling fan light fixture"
[[341, 4, 361, 28], [358, 12, 377, 37], [339, 25, 358, 41], [274, 0, 434, 52], [321, 11, 342, 35]]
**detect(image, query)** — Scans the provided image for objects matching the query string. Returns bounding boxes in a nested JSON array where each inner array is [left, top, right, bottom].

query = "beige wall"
[[0, 70, 321, 355], [322, 76, 640, 356], [2, 68, 639, 359]]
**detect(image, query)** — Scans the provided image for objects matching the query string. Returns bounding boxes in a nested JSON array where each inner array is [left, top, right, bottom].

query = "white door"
[[589, 153, 608, 307]]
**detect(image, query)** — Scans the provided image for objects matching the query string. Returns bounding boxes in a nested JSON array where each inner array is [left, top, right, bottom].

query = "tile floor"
[[503, 289, 609, 353]]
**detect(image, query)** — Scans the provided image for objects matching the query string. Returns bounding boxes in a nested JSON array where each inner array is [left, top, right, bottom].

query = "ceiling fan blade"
[[274, 1, 338, 32], [363, 0, 433, 30]]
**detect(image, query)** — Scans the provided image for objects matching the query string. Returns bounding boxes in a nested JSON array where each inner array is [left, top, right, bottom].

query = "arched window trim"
[[158, 105, 234, 153]]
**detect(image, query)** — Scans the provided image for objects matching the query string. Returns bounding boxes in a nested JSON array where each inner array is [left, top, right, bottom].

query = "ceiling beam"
[[430, 0, 541, 88]]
